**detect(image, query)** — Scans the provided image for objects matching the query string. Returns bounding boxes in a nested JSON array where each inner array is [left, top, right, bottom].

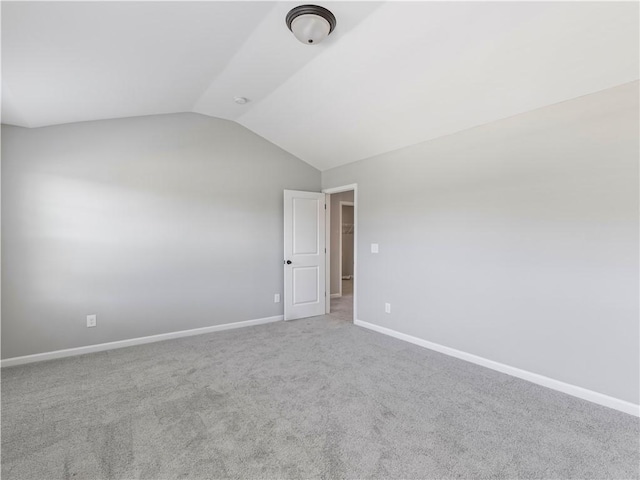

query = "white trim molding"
[[354, 319, 640, 417], [322, 184, 358, 195], [1, 315, 283, 368], [330, 293, 342, 298]]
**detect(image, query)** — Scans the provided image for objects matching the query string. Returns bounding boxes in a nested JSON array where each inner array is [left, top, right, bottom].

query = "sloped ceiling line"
[[2, 1, 638, 171]]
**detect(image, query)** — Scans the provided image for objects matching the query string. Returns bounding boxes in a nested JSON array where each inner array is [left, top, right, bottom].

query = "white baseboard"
[[354, 319, 639, 417], [1, 315, 283, 368], [330, 293, 342, 298]]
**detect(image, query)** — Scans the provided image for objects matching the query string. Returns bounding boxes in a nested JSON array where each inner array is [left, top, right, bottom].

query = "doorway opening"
[[323, 185, 357, 322]]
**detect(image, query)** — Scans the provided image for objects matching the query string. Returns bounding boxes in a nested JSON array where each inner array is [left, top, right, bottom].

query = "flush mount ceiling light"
[[234, 96, 249, 105], [286, 5, 336, 45]]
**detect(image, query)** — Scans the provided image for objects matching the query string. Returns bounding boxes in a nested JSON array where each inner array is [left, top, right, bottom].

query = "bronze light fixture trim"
[[286, 5, 337, 45]]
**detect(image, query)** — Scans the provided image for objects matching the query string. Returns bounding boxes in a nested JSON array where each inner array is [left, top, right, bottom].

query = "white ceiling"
[[2, 1, 638, 171]]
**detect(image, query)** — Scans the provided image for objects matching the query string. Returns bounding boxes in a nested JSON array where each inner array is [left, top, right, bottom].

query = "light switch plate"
[[371, 243, 379, 253]]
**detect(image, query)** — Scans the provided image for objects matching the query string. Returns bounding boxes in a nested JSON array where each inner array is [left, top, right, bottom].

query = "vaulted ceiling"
[[2, 1, 638, 171]]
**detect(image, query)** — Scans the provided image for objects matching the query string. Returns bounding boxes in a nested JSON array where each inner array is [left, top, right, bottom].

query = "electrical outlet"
[[274, 294, 281, 303], [385, 303, 391, 314], [86, 314, 97, 328]]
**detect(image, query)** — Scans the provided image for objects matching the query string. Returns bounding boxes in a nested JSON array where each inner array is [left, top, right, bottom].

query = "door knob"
[[286, 260, 292, 264]]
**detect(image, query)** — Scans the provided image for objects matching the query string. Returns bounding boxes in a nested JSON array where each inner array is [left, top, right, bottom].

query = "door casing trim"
[[322, 184, 358, 322]]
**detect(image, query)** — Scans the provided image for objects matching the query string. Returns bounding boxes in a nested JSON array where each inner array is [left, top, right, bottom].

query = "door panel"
[[284, 190, 326, 320], [293, 266, 319, 305], [293, 197, 319, 255]]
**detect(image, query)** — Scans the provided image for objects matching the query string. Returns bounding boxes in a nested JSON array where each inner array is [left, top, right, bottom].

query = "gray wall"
[[329, 190, 354, 294], [322, 81, 639, 404], [2, 113, 320, 359]]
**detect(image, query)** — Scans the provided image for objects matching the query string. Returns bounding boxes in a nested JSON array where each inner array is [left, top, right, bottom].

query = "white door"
[[284, 190, 326, 321]]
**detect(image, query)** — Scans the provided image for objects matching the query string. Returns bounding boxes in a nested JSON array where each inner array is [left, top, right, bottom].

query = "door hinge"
[[324, 203, 326, 209]]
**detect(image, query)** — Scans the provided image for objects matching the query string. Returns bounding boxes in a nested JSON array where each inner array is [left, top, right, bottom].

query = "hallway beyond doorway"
[[330, 279, 353, 322]]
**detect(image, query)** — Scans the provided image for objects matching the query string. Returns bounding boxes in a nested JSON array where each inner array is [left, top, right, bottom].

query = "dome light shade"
[[286, 5, 336, 45]]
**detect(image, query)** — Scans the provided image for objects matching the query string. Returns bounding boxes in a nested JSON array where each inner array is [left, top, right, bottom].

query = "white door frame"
[[322, 184, 358, 322], [338, 201, 354, 297]]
